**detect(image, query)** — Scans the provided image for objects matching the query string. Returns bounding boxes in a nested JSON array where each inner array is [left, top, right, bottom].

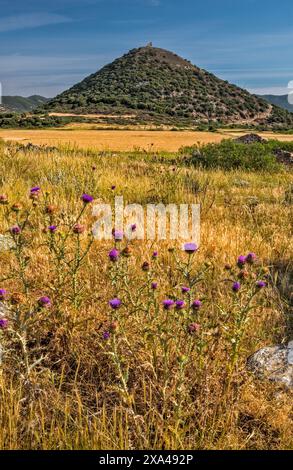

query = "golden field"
[[1, 127, 293, 152], [0, 138, 292, 450], [0, 128, 225, 151]]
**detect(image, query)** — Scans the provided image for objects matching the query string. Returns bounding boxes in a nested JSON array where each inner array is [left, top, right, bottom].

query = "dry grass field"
[[0, 137, 292, 450], [1, 127, 293, 152], [0, 128, 225, 151]]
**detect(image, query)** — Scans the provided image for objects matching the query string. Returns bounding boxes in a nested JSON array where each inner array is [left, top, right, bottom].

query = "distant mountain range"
[[0, 95, 49, 113], [41, 46, 293, 127], [260, 94, 293, 113]]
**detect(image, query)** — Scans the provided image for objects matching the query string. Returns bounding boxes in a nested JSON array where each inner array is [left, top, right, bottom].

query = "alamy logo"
[[92, 196, 200, 243]]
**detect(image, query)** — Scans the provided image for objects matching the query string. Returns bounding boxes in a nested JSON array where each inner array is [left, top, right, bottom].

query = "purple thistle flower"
[[151, 282, 158, 290], [152, 251, 158, 259], [192, 300, 202, 310], [81, 194, 94, 204], [30, 187, 41, 199], [181, 286, 190, 294], [109, 298, 122, 310], [10, 225, 21, 235], [175, 300, 186, 310], [0, 318, 8, 329], [188, 323, 200, 334], [48, 225, 57, 233], [232, 282, 241, 292], [237, 256, 247, 268], [131, 224, 137, 232], [246, 252, 257, 265], [0, 289, 8, 301], [73, 223, 85, 234], [142, 261, 150, 272], [38, 296, 51, 308], [256, 281, 267, 289], [183, 243, 198, 254], [103, 331, 110, 340], [113, 230, 123, 241], [162, 299, 175, 310], [109, 248, 120, 262], [30, 186, 41, 194], [111, 185, 116, 190]]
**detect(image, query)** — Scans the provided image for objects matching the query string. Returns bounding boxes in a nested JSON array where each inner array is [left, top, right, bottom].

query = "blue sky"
[[0, 0, 292, 97]]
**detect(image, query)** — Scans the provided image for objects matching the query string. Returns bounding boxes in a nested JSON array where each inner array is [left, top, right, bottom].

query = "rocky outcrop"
[[273, 148, 293, 166], [247, 342, 293, 388], [235, 134, 267, 144], [0, 234, 14, 251], [234, 134, 293, 166]]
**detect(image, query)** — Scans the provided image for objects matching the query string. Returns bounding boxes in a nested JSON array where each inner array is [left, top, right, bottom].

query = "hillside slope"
[[1, 95, 49, 113], [261, 94, 293, 113], [43, 46, 293, 127]]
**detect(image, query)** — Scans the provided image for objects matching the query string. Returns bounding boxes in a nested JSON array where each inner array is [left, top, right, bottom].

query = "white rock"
[[247, 343, 293, 388], [0, 234, 14, 252]]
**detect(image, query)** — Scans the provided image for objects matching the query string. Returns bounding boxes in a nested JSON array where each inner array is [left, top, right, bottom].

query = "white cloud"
[[0, 13, 72, 33], [0, 53, 110, 96], [248, 87, 290, 96], [0, 54, 107, 74], [214, 69, 293, 80]]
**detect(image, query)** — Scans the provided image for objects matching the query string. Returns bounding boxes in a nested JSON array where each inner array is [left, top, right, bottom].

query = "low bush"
[[180, 139, 285, 171]]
